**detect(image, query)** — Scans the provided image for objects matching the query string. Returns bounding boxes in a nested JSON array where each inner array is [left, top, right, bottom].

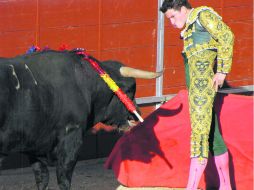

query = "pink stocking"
[[214, 151, 232, 190], [186, 158, 208, 190]]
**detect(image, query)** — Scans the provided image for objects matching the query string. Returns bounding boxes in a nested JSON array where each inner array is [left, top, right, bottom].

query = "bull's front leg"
[[29, 157, 49, 190], [0, 154, 6, 175], [56, 124, 83, 190]]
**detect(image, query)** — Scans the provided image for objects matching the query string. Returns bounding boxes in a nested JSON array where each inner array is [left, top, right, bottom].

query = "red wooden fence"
[[0, 0, 252, 99]]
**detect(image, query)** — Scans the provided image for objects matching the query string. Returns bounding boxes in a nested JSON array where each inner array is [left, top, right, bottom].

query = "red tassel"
[[34, 45, 41, 51]]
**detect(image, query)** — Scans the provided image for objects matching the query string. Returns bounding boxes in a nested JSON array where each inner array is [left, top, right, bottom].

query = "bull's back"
[[0, 51, 87, 154]]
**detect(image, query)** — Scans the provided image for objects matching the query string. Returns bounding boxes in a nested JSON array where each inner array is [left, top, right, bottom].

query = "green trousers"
[[183, 52, 227, 156], [209, 110, 227, 156]]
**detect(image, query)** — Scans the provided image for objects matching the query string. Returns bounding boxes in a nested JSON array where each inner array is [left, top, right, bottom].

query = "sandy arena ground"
[[0, 158, 119, 190], [0, 158, 192, 190]]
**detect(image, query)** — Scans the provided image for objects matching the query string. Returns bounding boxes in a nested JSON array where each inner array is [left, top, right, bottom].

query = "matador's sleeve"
[[199, 10, 235, 74]]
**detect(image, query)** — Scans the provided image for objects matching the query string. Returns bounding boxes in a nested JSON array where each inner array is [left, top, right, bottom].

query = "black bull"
[[0, 50, 161, 190]]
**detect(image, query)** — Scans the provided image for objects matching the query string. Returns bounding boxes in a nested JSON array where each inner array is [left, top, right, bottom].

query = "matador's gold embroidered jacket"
[[182, 6, 234, 75], [181, 6, 234, 159]]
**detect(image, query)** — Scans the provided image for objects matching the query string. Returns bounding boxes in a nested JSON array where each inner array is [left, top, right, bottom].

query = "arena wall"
[[0, 0, 252, 98]]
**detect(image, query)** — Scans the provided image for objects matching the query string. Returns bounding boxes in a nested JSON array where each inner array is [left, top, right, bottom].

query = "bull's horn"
[[120, 67, 163, 79]]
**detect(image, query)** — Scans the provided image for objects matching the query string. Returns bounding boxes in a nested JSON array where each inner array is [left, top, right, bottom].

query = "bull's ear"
[[5, 64, 20, 90]]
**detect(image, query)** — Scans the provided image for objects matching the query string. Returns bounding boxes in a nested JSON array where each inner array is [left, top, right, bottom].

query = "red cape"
[[105, 90, 253, 189]]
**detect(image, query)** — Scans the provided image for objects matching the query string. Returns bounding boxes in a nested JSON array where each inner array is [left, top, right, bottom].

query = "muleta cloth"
[[104, 90, 253, 189]]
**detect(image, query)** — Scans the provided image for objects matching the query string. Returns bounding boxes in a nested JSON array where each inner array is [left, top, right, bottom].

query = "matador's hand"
[[212, 73, 227, 92]]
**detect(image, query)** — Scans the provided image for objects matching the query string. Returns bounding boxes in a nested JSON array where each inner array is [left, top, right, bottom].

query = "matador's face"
[[165, 6, 189, 29]]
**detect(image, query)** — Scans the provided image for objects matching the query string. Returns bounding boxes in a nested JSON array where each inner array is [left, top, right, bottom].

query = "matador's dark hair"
[[160, 0, 192, 13]]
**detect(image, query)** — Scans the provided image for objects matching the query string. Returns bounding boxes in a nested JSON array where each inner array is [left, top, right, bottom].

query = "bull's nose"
[[128, 120, 138, 127]]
